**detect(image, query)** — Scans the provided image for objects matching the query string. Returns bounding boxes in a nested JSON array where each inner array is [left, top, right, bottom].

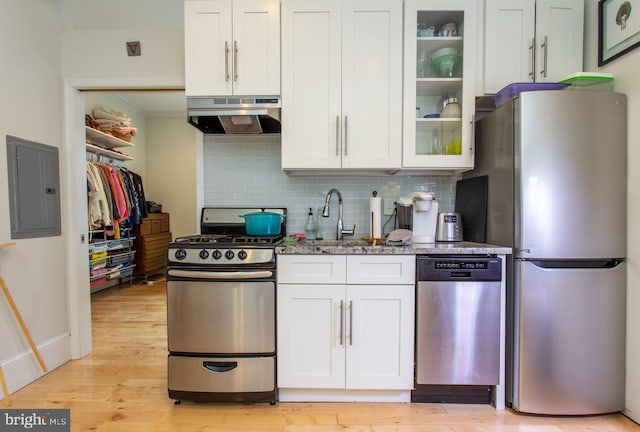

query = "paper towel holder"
[[369, 190, 383, 239]]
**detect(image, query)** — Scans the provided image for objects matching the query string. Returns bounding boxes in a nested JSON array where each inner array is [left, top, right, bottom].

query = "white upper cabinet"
[[184, 0, 280, 96], [484, 0, 584, 94], [402, 0, 476, 172], [281, 0, 403, 171]]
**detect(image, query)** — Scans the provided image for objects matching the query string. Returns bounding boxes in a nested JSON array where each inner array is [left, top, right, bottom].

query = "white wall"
[[60, 0, 184, 90], [583, 0, 640, 423], [146, 117, 198, 238], [0, 0, 71, 400]]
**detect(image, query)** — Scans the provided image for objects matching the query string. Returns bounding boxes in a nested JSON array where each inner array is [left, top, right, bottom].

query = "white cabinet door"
[[185, 0, 280, 97], [281, 0, 342, 169], [185, 0, 233, 96], [402, 0, 476, 171], [340, 0, 403, 169], [484, 0, 535, 93], [346, 284, 415, 389], [277, 284, 346, 388], [483, 0, 583, 93], [231, 0, 281, 95], [281, 0, 402, 171], [534, 0, 583, 83]]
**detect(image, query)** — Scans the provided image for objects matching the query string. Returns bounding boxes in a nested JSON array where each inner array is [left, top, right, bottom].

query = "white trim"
[[63, 81, 92, 360], [0, 333, 71, 398], [66, 77, 184, 91], [195, 129, 204, 233]]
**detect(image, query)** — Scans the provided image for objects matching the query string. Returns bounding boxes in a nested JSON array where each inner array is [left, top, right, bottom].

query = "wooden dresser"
[[133, 213, 172, 279]]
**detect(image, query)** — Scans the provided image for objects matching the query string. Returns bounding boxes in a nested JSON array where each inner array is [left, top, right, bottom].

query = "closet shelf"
[[88, 237, 135, 253], [85, 126, 134, 161], [86, 143, 134, 161], [85, 126, 134, 149]]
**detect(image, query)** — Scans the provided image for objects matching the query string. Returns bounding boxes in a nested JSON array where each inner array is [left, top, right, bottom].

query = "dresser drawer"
[[134, 231, 172, 277]]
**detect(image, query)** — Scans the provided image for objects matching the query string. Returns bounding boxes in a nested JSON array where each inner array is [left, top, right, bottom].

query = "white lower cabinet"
[[277, 255, 415, 401]]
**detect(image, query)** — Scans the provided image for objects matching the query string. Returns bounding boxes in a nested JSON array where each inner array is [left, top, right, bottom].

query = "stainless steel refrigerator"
[[471, 90, 626, 415]]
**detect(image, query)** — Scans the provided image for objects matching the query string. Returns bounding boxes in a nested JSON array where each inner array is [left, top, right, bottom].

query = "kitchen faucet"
[[321, 188, 356, 240]]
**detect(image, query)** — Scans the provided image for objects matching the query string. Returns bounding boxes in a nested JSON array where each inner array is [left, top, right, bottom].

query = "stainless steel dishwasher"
[[413, 255, 502, 402]]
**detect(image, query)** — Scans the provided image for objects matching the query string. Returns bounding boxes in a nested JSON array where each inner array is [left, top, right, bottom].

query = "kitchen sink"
[[305, 239, 371, 248]]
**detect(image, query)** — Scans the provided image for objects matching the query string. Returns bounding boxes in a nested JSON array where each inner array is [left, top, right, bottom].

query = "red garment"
[[97, 164, 129, 220]]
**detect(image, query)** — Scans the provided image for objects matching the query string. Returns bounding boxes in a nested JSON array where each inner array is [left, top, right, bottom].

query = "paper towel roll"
[[370, 195, 382, 238]]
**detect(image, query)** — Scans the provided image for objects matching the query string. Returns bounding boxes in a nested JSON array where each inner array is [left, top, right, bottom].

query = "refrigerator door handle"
[[527, 259, 624, 269]]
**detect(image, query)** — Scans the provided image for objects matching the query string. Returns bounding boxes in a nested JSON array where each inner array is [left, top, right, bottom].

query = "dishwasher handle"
[[450, 271, 472, 278]]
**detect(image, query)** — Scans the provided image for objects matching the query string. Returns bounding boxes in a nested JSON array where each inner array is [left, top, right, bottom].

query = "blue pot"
[[239, 212, 285, 236]]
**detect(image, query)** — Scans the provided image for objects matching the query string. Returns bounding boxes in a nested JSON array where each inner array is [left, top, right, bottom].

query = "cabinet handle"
[[528, 38, 535, 79], [349, 300, 353, 346], [470, 114, 476, 156], [234, 41, 238, 82], [339, 300, 344, 345], [344, 116, 348, 156], [224, 41, 230, 82], [540, 36, 548, 78], [335, 116, 340, 156]]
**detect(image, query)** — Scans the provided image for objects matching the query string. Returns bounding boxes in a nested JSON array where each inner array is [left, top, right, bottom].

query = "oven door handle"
[[202, 361, 238, 373], [167, 269, 273, 279]]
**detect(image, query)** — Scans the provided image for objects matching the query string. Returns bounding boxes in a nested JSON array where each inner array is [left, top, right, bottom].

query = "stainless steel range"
[[166, 207, 286, 404]]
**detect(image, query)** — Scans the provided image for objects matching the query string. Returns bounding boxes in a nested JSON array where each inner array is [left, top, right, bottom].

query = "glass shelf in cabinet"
[[416, 117, 462, 123], [417, 36, 462, 45], [416, 119, 462, 133], [416, 79, 462, 97], [416, 38, 463, 59]]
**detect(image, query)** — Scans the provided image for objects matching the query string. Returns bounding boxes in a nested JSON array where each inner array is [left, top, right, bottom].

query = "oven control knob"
[[199, 249, 210, 260], [238, 250, 248, 260], [225, 250, 235, 260], [174, 249, 187, 260], [212, 249, 222, 260]]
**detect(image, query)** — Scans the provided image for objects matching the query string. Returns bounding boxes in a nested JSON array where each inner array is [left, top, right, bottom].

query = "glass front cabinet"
[[403, 0, 476, 171]]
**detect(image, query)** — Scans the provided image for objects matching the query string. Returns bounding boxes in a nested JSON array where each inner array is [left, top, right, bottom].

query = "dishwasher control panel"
[[417, 256, 502, 281], [434, 260, 488, 269]]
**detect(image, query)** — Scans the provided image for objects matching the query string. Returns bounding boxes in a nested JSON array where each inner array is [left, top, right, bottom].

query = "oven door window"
[[167, 280, 275, 354]]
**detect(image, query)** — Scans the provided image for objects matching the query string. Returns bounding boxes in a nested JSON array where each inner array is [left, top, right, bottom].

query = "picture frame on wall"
[[599, 0, 640, 65]]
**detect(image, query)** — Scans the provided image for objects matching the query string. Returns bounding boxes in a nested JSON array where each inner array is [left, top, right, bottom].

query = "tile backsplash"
[[203, 135, 459, 239]]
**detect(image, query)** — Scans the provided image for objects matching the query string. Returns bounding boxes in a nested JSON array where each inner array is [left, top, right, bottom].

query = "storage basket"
[[494, 82, 568, 108], [107, 251, 136, 267]]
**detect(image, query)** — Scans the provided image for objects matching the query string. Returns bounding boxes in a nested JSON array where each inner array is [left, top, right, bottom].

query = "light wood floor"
[[8, 277, 640, 432]]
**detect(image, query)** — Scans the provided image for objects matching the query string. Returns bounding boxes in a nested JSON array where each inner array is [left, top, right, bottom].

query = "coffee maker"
[[397, 192, 439, 243]]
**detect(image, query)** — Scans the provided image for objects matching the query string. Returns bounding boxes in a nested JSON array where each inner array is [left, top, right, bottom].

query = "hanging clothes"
[[86, 162, 148, 233]]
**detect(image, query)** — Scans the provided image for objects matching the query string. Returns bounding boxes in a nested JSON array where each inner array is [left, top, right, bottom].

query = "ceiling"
[[110, 92, 187, 117]]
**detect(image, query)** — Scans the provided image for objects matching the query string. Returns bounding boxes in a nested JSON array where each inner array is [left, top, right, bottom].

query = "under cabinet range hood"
[[187, 96, 281, 134]]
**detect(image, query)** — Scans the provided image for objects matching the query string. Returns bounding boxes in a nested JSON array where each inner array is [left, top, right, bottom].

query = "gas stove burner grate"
[[174, 234, 233, 244], [232, 235, 283, 245]]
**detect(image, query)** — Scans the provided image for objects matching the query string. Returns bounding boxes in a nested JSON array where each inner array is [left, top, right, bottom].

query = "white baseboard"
[[0, 332, 71, 400], [623, 408, 640, 424], [278, 388, 411, 402]]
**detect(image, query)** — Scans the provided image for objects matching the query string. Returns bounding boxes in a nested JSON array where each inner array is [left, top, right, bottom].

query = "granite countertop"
[[276, 239, 512, 255]]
